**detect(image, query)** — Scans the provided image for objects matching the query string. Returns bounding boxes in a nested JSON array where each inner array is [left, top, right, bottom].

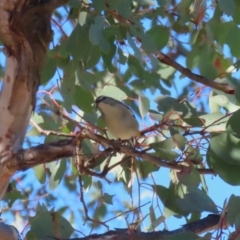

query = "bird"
[[95, 95, 141, 140], [0, 222, 20, 240]]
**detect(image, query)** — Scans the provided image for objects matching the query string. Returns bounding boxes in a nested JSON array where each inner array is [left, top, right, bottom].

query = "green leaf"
[[146, 26, 169, 49], [135, 0, 156, 5], [219, 0, 235, 16], [140, 33, 157, 52], [153, 184, 188, 217], [103, 193, 115, 205], [49, 160, 66, 190], [75, 70, 105, 90], [209, 132, 240, 165], [199, 112, 229, 132], [73, 86, 94, 113], [41, 56, 57, 84], [66, 24, 90, 60], [209, 96, 221, 112], [68, 0, 81, 7], [182, 117, 204, 127], [149, 205, 156, 227], [176, 187, 218, 213], [227, 109, 240, 136], [136, 161, 159, 179], [78, 11, 87, 26], [176, 0, 192, 23], [185, 146, 203, 163], [236, 84, 240, 102], [61, 73, 76, 112], [82, 175, 92, 190], [227, 195, 240, 227], [138, 96, 150, 119], [83, 44, 101, 69], [172, 134, 185, 151], [94, 204, 107, 221], [186, 47, 200, 70], [149, 110, 163, 122], [30, 207, 73, 239], [101, 36, 117, 73], [92, 0, 106, 13], [89, 16, 110, 53], [149, 215, 165, 231], [154, 149, 179, 161], [233, 5, 240, 24], [28, 114, 44, 136], [33, 165, 46, 184], [57, 41, 69, 58], [106, 0, 132, 18], [208, 94, 237, 113], [96, 86, 127, 101], [150, 137, 176, 150], [155, 96, 178, 112], [117, 47, 127, 64], [82, 139, 93, 156], [127, 31, 144, 63], [177, 168, 201, 187], [57, 56, 70, 69], [155, 97, 198, 118], [3, 188, 23, 208], [198, 45, 217, 79], [225, 23, 240, 57], [207, 149, 240, 185], [97, 180, 102, 190], [117, 159, 132, 187]]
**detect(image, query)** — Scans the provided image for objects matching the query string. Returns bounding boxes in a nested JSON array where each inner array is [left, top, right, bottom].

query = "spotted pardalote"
[[95, 96, 141, 140]]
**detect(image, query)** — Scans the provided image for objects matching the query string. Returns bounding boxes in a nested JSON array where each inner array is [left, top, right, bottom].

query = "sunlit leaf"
[[138, 96, 150, 119], [172, 134, 185, 151], [96, 86, 127, 101]]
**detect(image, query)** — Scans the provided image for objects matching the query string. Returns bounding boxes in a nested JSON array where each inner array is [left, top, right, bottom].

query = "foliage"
[[1, 0, 240, 239]]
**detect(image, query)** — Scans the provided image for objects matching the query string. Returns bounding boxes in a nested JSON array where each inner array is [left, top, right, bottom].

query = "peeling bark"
[[0, 0, 68, 199]]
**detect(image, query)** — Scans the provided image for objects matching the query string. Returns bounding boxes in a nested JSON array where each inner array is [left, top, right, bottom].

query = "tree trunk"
[[0, 0, 68, 199]]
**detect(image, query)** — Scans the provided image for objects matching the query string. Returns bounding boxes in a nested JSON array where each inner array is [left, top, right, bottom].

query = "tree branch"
[[50, 214, 226, 240], [7, 128, 214, 175], [155, 52, 236, 94]]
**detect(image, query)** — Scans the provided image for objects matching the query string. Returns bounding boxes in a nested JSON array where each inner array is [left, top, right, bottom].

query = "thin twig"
[[155, 51, 235, 94], [30, 119, 74, 137]]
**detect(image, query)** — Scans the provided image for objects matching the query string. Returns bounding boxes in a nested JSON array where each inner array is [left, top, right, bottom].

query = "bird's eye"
[[95, 95, 106, 104]]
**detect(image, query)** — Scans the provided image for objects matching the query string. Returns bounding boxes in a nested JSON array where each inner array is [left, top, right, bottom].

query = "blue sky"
[[0, 1, 240, 238]]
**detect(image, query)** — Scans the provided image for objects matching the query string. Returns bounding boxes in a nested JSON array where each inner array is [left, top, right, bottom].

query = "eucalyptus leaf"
[[96, 86, 127, 100], [138, 96, 150, 119]]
